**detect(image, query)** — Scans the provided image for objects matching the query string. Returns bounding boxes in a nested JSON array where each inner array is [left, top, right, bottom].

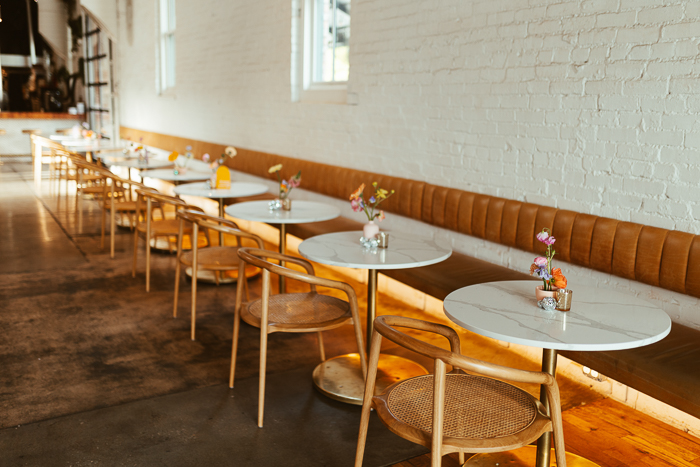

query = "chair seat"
[[242, 292, 351, 331], [137, 219, 191, 236], [180, 246, 240, 270], [105, 200, 142, 212], [374, 373, 550, 452]]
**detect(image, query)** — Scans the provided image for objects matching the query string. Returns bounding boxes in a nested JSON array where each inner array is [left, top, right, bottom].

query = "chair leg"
[[317, 332, 326, 361], [355, 330, 383, 467], [458, 452, 465, 465], [431, 360, 447, 467], [258, 269, 271, 428], [173, 259, 181, 318], [230, 260, 247, 389], [132, 229, 139, 278]]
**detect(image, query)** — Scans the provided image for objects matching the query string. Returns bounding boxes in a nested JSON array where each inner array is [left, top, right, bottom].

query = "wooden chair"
[[229, 247, 367, 428], [355, 315, 566, 467], [96, 169, 148, 258], [174, 209, 265, 340], [132, 189, 201, 291]]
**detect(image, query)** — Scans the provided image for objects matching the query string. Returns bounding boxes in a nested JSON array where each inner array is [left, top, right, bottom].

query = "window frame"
[[158, 0, 176, 94], [299, 0, 349, 104]]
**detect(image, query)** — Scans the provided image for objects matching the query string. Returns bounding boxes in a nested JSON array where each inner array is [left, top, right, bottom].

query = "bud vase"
[[535, 285, 558, 301], [281, 198, 292, 211], [363, 221, 379, 239]]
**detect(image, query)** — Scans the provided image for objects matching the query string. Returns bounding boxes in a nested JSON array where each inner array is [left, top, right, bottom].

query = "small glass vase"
[[281, 198, 292, 211], [363, 221, 379, 239]]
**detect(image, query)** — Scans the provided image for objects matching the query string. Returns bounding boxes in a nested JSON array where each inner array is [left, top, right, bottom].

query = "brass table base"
[[312, 353, 428, 405], [465, 446, 599, 466]]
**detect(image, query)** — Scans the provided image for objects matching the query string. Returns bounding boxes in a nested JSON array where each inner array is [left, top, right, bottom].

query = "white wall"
[[39, 0, 69, 59], [81, 0, 119, 39], [116, 0, 700, 329]]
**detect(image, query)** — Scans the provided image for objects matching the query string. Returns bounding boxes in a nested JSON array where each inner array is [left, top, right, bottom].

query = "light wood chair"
[[96, 169, 148, 258], [132, 189, 201, 292], [230, 247, 367, 428], [174, 209, 265, 340], [355, 315, 566, 467]]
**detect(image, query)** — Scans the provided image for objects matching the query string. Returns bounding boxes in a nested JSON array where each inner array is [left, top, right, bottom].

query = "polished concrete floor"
[[0, 161, 603, 466]]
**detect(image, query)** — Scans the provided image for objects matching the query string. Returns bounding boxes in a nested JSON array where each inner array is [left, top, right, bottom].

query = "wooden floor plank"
[[391, 397, 700, 467]]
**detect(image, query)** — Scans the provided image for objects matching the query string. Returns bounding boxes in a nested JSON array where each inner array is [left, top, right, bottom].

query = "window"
[[159, 0, 176, 92], [297, 0, 351, 103], [311, 0, 350, 83]]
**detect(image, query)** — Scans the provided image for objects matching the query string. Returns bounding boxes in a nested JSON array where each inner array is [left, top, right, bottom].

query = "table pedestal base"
[[312, 353, 428, 405], [465, 446, 599, 466]]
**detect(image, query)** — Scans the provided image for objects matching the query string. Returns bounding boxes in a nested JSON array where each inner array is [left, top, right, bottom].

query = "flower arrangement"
[[530, 228, 567, 291], [268, 164, 301, 200], [349, 182, 395, 222], [202, 146, 237, 170]]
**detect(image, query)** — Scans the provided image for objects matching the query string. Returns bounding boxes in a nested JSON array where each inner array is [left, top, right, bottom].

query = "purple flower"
[[369, 196, 376, 204], [533, 267, 551, 281], [534, 256, 547, 268]]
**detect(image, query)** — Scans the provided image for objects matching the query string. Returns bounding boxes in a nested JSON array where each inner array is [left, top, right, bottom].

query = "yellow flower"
[[225, 146, 237, 157], [268, 164, 283, 173], [376, 188, 389, 199], [168, 151, 179, 161], [350, 183, 365, 201], [136, 146, 143, 151]]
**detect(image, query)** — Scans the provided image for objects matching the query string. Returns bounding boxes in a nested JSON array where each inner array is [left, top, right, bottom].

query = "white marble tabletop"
[[298, 231, 452, 270], [106, 159, 174, 169], [174, 181, 268, 199], [443, 280, 672, 351], [140, 168, 211, 181], [225, 200, 340, 224]]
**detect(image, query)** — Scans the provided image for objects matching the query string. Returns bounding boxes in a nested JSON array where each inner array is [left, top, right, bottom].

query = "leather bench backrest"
[[420, 183, 700, 299], [121, 126, 700, 300]]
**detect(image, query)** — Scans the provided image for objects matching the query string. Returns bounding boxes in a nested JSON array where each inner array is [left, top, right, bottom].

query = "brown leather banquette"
[[122, 127, 700, 419]]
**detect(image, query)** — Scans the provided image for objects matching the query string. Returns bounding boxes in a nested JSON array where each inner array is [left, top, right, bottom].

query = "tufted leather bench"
[[122, 127, 700, 419]]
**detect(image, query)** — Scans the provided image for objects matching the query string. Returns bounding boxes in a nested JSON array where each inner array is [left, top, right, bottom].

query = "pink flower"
[[534, 256, 547, 268], [202, 153, 210, 163], [289, 177, 301, 188], [376, 210, 385, 221], [351, 199, 364, 213], [536, 231, 549, 243]]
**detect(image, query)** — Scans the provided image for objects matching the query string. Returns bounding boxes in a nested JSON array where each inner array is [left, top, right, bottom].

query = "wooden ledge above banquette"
[[0, 112, 83, 120]]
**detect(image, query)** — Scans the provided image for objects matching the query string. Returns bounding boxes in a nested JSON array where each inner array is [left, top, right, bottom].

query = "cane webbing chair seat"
[[242, 293, 352, 329], [137, 218, 189, 236], [380, 374, 541, 443], [179, 246, 240, 270]]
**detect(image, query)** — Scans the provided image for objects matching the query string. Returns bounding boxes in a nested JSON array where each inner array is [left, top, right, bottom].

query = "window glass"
[[314, 0, 350, 83]]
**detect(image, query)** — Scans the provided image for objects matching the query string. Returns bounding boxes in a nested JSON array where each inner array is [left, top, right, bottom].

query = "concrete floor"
[[0, 161, 601, 466]]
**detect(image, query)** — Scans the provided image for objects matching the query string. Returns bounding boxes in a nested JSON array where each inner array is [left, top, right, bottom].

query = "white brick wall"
[[115, 0, 700, 329]]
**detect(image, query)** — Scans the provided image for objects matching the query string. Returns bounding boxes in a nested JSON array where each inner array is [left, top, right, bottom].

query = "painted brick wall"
[[115, 0, 700, 328]]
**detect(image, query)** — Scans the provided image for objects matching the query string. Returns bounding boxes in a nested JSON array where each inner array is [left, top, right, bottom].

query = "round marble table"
[[298, 230, 452, 405], [225, 200, 341, 292], [443, 280, 672, 467]]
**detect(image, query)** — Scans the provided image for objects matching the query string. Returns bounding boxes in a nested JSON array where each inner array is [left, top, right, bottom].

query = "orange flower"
[[529, 263, 538, 275], [350, 183, 365, 201], [552, 268, 567, 289]]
